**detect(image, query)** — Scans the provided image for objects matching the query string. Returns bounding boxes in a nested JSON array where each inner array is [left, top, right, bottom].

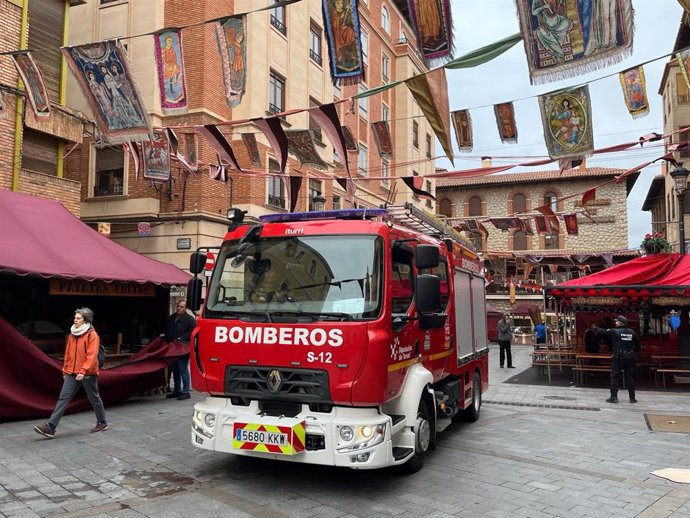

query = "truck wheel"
[[458, 372, 482, 422], [400, 399, 431, 474]]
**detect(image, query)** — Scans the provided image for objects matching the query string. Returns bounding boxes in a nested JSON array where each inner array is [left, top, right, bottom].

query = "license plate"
[[233, 420, 305, 455]]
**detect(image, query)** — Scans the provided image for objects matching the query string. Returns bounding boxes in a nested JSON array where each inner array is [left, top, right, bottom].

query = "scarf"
[[71, 323, 91, 337]]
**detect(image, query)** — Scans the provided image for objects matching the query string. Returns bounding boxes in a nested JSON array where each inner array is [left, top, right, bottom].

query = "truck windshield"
[[206, 235, 384, 320]]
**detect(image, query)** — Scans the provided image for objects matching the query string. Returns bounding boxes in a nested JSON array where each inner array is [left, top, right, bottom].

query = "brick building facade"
[[64, 0, 437, 273]]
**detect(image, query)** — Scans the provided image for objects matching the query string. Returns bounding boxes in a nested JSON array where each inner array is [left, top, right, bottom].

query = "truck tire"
[[457, 372, 482, 422], [399, 399, 432, 474]]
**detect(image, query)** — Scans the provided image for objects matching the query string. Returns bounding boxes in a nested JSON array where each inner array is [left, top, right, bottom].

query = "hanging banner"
[[166, 128, 197, 174], [289, 176, 303, 212], [407, 0, 454, 64], [405, 68, 454, 164], [63, 41, 151, 144], [341, 125, 358, 151], [11, 52, 50, 118], [519, 218, 534, 235], [494, 102, 517, 143], [285, 129, 328, 169], [401, 176, 435, 200], [198, 124, 243, 172], [322, 0, 365, 85], [451, 109, 473, 152], [619, 66, 649, 119], [215, 16, 247, 108], [563, 213, 579, 235], [180, 132, 198, 171], [515, 0, 634, 84], [142, 130, 171, 182], [371, 120, 393, 159], [241, 133, 262, 168], [310, 103, 352, 177], [534, 215, 550, 235], [123, 142, 140, 180], [153, 29, 189, 115], [539, 85, 594, 160], [254, 117, 288, 174]]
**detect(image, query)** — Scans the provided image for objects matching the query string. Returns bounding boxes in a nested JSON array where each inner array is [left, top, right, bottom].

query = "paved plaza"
[[1, 344, 689, 518]]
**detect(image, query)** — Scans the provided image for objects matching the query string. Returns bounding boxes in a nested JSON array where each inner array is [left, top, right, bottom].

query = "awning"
[[0, 190, 191, 285]]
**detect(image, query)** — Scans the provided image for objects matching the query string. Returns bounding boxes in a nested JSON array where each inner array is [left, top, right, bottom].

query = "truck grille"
[[225, 366, 331, 403]]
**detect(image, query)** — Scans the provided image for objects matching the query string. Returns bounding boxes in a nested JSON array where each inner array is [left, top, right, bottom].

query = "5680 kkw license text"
[[235, 428, 288, 446]]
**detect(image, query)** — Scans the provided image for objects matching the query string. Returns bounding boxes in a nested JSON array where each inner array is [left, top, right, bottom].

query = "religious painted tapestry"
[[142, 130, 171, 182], [407, 0, 454, 64], [215, 16, 247, 108], [451, 109, 473, 151], [11, 52, 50, 118], [153, 29, 189, 115], [539, 85, 594, 159], [322, 0, 365, 85], [619, 66, 649, 119]]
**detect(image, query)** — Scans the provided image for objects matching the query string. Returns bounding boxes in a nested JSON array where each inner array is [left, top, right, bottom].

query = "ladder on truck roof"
[[386, 203, 475, 250]]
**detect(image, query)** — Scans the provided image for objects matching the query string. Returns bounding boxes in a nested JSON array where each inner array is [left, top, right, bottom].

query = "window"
[[308, 179, 323, 211], [425, 133, 432, 158], [679, 129, 690, 159], [468, 196, 482, 216], [358, 84, 368, 116], [309, 23, 322, 65], [361, 30, 368, 64], [543, 191, 558, 212], [438, 199, 451, 217], [22, 129, 58, 176], [268, 71, 285, 114], [677, 74, 690, 104], [512, 193, 527, 213], [412, 121, 419, 148], [333, 195, 341, 210], [391, 246, 413, 314], [469, 232, 483, 251], [381, 5, 390, 32], [381, 53, 390, 83], [513, 231, 527, 251], [94, 147, 125, 197], [270, 0, 287, 36], [333, 81, 341, 97], [309, 97, 322, 142], [358, 144, 368, 175], [425, 180, 432, 207], [381, 159, 390, 189], [544, 233, 560, 250], [267, 159, 285, 209], [381, 104, 389, 122]]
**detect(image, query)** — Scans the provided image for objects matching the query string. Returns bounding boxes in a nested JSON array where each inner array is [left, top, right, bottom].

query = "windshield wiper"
[[210, 310, 273, 323], [287, 277, 366, 293], [271, 310, 354, 322]]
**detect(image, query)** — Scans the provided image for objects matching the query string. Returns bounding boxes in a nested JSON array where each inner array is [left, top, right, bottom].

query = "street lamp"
[[670, 165, 690, 255]]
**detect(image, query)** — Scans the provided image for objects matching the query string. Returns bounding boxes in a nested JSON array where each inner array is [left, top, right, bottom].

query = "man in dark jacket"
[[497, 314, 515, 368], [165, 300, 196, 400], [591, 315, 640, 404]]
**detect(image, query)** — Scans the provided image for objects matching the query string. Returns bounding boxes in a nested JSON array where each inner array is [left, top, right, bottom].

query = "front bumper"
[[191, 397, 395, 469]]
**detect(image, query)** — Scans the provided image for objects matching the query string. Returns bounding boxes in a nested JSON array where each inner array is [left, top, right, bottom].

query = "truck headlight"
[[336, 423, 386, 453], [339, 426, 354, 441], [204, 413, 216, 428]]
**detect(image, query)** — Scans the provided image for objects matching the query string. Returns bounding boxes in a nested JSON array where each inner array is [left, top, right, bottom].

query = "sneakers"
[[166, 392, 182, 399], [34, 422, 55, 439], [606, 397, 619, 404], [90, 422, 108, 433], [177, 393, 191, 400]]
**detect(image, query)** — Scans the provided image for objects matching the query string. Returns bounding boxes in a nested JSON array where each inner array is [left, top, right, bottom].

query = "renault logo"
[[266, 369, 282, 393]]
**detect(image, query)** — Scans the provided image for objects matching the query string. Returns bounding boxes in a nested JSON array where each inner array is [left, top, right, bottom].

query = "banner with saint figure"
[[538, 85, 594, 160], [215, 16, 247, 108], [153, 29, 189, 115]]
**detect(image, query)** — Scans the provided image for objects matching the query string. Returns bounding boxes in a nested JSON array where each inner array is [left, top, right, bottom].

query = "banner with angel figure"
[[539, 85, 594, 159]]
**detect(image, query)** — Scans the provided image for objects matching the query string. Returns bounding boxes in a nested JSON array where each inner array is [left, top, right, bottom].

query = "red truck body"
[[189, 206, 488, 471]]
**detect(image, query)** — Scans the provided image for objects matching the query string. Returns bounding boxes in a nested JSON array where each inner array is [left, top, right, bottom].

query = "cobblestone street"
[[1, 344, 689, 518]]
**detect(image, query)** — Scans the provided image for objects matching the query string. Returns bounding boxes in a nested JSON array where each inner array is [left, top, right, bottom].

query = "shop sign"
[[49, 279, 155, 297], [651, 297, 690, 306], [177, 238, 191, 250], [138, 222, 151, 237], [97, 222, 111, 236], [571, 296, 622, 306]]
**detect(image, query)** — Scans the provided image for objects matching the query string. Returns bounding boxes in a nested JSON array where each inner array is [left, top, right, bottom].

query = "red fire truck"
[[186, 203, 488, 472]]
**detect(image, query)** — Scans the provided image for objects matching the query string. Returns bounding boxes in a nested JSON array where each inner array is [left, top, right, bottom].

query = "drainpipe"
[[56, 0, 70, 179], [11, 0, 30, 192]]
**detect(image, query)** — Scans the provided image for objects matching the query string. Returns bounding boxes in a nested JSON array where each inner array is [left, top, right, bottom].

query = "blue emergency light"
[[259, 208, 388, 223]]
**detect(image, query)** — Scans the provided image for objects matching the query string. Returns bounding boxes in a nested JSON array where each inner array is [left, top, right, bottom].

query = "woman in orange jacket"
[[34, 308, 108, 438]]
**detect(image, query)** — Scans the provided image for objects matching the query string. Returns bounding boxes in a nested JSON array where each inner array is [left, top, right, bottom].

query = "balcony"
[[95, 184, 124, 197], [268, 194, 286, 209], [309, 49, 322, 66], [268, 103, 283, 115], [270, 15, 287, 36]]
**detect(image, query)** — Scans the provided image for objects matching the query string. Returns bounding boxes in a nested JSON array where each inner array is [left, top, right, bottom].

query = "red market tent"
[[0, 189, 190, 285]]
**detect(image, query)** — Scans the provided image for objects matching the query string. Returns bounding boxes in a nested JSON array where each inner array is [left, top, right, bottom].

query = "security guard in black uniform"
[[591, 315, 640, 404]]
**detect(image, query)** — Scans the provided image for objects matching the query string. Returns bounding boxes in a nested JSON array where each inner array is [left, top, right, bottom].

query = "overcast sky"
[[437, 0, 683, 249]]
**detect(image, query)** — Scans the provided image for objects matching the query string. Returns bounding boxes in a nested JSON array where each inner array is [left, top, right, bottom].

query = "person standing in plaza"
[[34, 308, 107, 439], [534, 322, 546, 345], [165, 300, 196, 400], [497, 313, 515, 368], [591, 315, 640, 404]]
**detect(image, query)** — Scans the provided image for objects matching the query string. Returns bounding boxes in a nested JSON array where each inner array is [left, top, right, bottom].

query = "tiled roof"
[[435, 167, 626, 188], [641, 175, 665, 212]]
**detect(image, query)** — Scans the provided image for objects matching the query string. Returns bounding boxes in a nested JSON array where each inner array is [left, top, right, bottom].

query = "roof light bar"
[[259, 209, 388, 223]]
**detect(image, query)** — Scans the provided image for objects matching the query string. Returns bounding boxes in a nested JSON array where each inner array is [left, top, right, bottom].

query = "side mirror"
[[189, 252, 206, 274], [186, 278, 203, 311], [415, 274, 441, 313], [415, 245, 439, 270]]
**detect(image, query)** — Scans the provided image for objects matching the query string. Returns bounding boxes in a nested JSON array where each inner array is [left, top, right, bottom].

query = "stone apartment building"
[[436, 162, 639, 313], [63, 0, 437, 271], [644, 10, 690, 248], [0, 0, 85, 215]]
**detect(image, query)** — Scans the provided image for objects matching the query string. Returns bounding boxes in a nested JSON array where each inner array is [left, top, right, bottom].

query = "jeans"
[[170, 355, 190, 394], [498, 340, 512, 367], [49, 374, 106, 429]]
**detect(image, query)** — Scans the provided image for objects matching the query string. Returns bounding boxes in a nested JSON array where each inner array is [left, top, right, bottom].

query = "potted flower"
[[641, 233, 670, 254]]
